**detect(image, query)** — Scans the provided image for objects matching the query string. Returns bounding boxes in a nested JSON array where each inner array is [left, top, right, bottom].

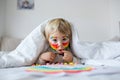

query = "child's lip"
[[59, 49, 64, 52], [58, 49, 64, 56]]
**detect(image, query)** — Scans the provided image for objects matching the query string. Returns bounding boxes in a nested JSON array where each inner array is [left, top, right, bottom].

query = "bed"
[[0, 64, 120, 80], [1, 18, 120, 80]]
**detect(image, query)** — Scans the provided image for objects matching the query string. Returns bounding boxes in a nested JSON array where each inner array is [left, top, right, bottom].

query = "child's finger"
[[63, 54, 68, 59], [50, 56, 55, 60], [50, 54, 55, 59]]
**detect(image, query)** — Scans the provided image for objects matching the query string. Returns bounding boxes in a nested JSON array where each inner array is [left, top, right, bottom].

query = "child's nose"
[[58, 41, 63, 48]]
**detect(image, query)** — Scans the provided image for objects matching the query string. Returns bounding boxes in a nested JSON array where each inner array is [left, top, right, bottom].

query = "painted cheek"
[[50, 43, 59, 50], [62, 42, 69, 48]]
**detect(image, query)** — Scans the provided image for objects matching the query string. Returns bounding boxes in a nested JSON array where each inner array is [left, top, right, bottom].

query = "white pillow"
[[1, 37, 22, 51], [109, 36, 120, 41]]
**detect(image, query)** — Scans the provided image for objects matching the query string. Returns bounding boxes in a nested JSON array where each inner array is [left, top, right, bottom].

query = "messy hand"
[[40, 52, 56, 62], [62, 50, 73, 62]]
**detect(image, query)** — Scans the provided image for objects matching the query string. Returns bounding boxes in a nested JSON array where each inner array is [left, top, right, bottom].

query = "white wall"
[[3, 0, 120, 42], [0, 0, 5, 37], [109, 0, 120, 37]]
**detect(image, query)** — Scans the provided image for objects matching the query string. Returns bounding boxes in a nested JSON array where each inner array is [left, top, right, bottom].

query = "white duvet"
[[1, 18, 120, 68], [0, 65, 120, 80]]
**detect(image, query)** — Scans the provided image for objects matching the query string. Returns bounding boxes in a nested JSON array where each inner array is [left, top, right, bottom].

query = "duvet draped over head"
[[1, 18, 120, 68], [0, 18, 80, 68]]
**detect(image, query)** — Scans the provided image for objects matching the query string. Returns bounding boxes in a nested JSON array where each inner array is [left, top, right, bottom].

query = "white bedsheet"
[[0, 65, 120, 80]]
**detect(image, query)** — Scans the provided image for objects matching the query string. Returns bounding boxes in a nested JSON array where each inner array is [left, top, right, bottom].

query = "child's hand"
[[62, 50, 73, 62], [40, 52, 56, 62]]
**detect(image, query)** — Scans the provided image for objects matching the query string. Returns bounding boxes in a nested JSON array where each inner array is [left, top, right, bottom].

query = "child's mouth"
[[58, 49, 64, 56]]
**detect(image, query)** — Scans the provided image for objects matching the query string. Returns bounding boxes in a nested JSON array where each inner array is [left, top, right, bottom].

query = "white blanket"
[[1, 18, 120, 68], [73, 41, 120, 66], [0, 19, 49, 68], [0, 65, 120, 80]]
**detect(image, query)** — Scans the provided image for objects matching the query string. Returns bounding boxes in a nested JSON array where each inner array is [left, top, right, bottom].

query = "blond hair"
[[45, 18, 72, 40]]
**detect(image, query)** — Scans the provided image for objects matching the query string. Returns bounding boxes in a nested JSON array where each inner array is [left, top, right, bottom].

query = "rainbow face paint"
[[49, 36, 70, 51]]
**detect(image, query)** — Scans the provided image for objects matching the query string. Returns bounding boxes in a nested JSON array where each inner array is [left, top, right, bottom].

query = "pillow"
[[109, 36, 120, 41], [1, 36, 22, 51]]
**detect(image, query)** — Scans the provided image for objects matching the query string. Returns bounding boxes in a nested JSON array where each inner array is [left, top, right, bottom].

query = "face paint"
[[62, 41, 69, 49], [49, 36, 69, 51], [62, 36, 69, 49], [49, 36, 58, 50], [50, 43, 58, 50]]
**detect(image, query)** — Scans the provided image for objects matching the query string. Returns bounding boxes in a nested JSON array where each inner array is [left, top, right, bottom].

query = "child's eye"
[[63, 38, 67, 41], [52, 39, 57, 42]]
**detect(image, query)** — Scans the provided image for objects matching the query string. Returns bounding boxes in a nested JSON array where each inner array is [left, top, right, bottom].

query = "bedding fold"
[[0, 20, 48, 68]]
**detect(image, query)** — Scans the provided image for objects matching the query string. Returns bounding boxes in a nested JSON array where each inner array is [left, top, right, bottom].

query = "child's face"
[[48, 31, 70, 53]]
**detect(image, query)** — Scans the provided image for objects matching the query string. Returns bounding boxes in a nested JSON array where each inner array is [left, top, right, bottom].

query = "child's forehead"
[[49, 31, 68, 37]]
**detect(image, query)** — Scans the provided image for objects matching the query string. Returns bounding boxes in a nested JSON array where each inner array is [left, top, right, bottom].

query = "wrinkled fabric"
[[1, 18, 120, 68]]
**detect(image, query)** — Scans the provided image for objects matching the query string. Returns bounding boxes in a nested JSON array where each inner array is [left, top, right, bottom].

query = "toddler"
[[37, 18, 77, 65]]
